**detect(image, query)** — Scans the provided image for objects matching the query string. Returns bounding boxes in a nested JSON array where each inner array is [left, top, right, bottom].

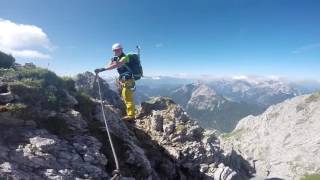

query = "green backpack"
[[123, 53, 143, 80]]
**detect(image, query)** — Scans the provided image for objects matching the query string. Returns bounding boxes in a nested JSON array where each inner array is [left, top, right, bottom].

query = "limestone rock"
[[222, 92, 320, 179]]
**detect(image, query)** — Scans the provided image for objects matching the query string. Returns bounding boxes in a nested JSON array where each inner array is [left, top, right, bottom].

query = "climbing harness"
[[95, 74, 121, 180]]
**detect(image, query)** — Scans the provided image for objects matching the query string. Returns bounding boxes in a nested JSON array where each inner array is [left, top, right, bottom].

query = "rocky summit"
[[222, 92, 320, 180], [0, 66, 253, 179]]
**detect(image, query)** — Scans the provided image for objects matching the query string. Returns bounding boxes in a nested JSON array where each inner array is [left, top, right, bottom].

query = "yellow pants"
[[121, 79, 135, 118]]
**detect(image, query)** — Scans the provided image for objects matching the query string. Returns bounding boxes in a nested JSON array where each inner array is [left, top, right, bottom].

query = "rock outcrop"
[[0, 67, 254, 179], [222, 92, 320, 179], [0, 69, 113, 179], [74, 71, 125, 111], [136, 97, 254, 179]]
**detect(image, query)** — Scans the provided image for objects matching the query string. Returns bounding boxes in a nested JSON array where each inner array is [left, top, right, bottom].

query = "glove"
[[95, 68, 105, 74]]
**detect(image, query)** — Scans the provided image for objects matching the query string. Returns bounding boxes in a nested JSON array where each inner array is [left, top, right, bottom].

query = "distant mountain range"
[[208, 78, 299, 107], [168, 82, 264, 132], [106, 76, 320, 132]]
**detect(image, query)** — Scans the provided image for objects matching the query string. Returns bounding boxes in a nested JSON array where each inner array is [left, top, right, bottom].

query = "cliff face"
[[135, 97, 254, 179], [0, 68, 112, 179], [222, 92, 320, 180], [0, 67, 253, 179]]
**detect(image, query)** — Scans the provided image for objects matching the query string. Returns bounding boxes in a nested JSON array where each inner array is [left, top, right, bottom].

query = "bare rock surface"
[[222, 92, 320, 180], [0, 69, 254, 179]]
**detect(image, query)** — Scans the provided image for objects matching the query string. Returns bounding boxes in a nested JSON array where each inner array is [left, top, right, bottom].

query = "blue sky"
[[0, 0, 319, 79]]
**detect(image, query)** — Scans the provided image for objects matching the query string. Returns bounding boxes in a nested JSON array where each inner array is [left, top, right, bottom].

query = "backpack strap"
[[122, 64, 133, 74]]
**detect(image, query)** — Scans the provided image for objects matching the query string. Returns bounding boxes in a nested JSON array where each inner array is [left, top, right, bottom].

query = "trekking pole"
[[95, 73, 121, 180]]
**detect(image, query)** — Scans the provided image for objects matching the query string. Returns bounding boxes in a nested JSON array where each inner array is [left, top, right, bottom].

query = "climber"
[[95, 43, 143, 122]]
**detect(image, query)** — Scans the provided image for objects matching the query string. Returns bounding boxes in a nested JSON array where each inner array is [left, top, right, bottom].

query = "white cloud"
[[151, 76, 161, 80], [266, 75, 281, 80], [232, 75, 248, 80], [292, 43, 320, 54], [172, 73, 193, 78], [0, 18, 53, 59], [12, 50, 51, 59]]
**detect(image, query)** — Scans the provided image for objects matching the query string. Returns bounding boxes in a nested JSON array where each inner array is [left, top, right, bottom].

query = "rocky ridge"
[[0, 66, 253, 179], [222, 92, 320, 179]]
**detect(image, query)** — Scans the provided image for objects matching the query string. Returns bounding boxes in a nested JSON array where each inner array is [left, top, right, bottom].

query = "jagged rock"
[[222, 92, 320, 179], [60, 110, 88, 132], [0, 92, 14, 104], [0, 125, 109, 179], [136, 97, 253, 179], [211, 163, 237, 180], [200, 163, 209, 172], [0, 68, 255, 180], [163, 121, 175, 135], [63, 90, 78, 107], [0, 162, 14, 173], [125, 144, 153, 177], [0, 111, 28, 126], [74, 71, 125, 111], [150, 110, 163, 132], [139, 96, 176, 117], [29, 136, 56, 152], [0, 82, 9, 93]]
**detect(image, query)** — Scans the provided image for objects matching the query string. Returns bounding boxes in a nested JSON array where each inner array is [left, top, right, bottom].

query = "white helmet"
[[112, 43, 122, 51]]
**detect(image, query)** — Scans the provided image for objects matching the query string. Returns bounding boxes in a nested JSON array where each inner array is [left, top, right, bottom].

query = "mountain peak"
[[223, 91, 320, 179]]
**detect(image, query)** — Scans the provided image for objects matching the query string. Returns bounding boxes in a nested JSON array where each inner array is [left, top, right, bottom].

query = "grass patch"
[[165, 115, 175, 122], [145, 97, 160, 104], [221, 128, 245, 139], [1, 67, 77, 111], [9, 82, 69, 110], [6, 103, 27, 112], [62, 76, 76, 93], [175, 123, 186, 133], [75, 91, 95, 120], [1, 67, 75, 91], [305, 92, 320, 104], [300, 174, 320, 180]]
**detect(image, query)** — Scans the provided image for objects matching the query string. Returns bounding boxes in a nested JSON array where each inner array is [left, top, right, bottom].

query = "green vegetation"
[[221, 128, 245, 139], [0, 103, 28, 113], [1, 67, 64, 88], [0, 51, 15, 68], [145, 97, 159, 104], [300, 174, 320, 180], [175, 123, 187, 133], [1, 66, 77, 110], [6, 103, 28, 112], [62, 76, 76, 92], [165, 115, 174, 122], [305, 92, 320, 104], [75, 91, 95, 120], [145, 96, 173, 105]]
